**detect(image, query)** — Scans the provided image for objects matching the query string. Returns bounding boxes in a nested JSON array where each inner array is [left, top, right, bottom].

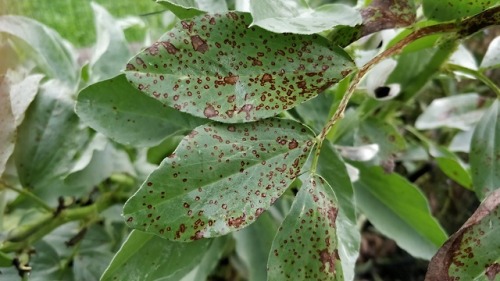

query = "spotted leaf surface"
[[156, 0, 228, 19], [423, 0, 498, 22], [268, 175, 343, 281], [125, 12, 356, 123], [426, 189, 500, 281], [123, 118, 315, 241]]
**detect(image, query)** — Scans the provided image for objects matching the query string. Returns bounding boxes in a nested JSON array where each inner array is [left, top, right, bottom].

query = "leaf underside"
[[123, 118, 315, 241], [125, 11, 355, 123]]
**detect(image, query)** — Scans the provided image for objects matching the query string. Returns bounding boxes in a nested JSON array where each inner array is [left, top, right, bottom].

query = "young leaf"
[[0, 78, 15, 177], [353, 164, 448, 260], [249, 0, 361, 34], [88, 2, 131, 82], [0, 16, 77, 84], [156, 0, 228, 19], [416, 94, 489, 131], [429, 145, 472, 189], [125, 11, 356, 123], [101, 230, 211, 281], [123, 118, 315, 241], [76, 74, 205, 146], [423, 0, 497, 22], [470, 100, 500, 200], [426, 189, 500, 280], [268, 174, 343, 281]]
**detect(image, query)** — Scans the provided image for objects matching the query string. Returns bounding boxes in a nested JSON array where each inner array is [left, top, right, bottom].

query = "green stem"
[[0, 181, 53, 213], [311, 6, 500, 171], [446, 63, 500, 97]]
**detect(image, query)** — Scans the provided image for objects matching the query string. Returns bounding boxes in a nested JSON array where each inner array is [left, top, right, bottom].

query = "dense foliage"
[[1, 1, 499, 280]]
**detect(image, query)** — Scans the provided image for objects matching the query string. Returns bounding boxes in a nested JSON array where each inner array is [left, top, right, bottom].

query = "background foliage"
[[1, 0, 499, 280]]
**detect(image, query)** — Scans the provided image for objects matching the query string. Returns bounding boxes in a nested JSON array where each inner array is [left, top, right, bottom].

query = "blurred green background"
[[1, 0, 165, 46]]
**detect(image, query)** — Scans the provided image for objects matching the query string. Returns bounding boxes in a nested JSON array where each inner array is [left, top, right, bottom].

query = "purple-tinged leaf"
[[268, 174, 343, 280], [125, 11, 356, 123], [123, 118, 315, 241], [426, 189, 500, 281]]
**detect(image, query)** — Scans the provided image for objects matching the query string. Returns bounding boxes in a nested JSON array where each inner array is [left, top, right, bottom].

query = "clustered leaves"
[[1, 0, 500, 281]]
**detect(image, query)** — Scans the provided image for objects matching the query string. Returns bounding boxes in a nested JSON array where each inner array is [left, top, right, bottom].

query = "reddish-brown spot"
[[148, 45, 159, 55], [224, 75, 239, 85], [126, 63, 136, 70], [204, 104, 219, 118], [261, 73, 273, 83], [228, 213, 246, 228], [161, 41, 179, 54], [486, 263, 500, 280], [227, 125, 236, 132], [327, 207, 338, 227], [127, 217, 133, 222], [227, 95, 236, 103], [209, 17, 216, 25], [319, 249, 337, 273], [191, 35, 208, 53], [288, 139, 299, 149], [181, 20, 194, 33]]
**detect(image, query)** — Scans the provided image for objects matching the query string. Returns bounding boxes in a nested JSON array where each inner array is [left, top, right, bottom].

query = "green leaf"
[[268, 174, 343, 281], [0, 251, 12, 267], [249, 0, 361, 34], [480, 36, 500, 70], [88, 2, 131, 82], [429, 145, 472, 189], [123, 118, 315, 241], [294, 92, 334, 133], [7, 72, 44, 127], [14, 79, 90, 203], [426, 189, 500, 280], [0, 77, 15, 177], [387, 38, 457, 101], [317, 142, 359, 281], [233, 212, 278, 281], [101, 230, 211, 281], [470, 99, 500, 199], [423, 0, 498, 22], [179, 235, 229, 281], [0, 16, 77, 84], [355, 117, 406, 163], [353, 164, 448, 260], [416, 94, 489, 131], [157, 0, 228, 19], [76, 74, 205, 146], [125, 11, 356, 123]]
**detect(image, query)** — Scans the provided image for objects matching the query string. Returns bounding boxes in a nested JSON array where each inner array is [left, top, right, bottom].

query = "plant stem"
[[446, 63, 500, 98], [0, 181, 53, 213], [311, 6, 500, 172]]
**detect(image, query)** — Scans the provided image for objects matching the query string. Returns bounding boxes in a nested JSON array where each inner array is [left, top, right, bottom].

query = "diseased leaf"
[[76, 74, 205, 146], [125, 11, 356, 123], [268, 174, 343, 281], [423, 0, 497, 22], [123, 118, 315, 241], [234, 212, 278, 281], [426, 189, 500, 281], [157, 0, 228, 19], [470, 100, 500, 200], [101, 230, 211, 281], [0, 16, 77, 83], [250, 0, 361, 34], [416, 94, 488, 131], [329, 0, 416, 47], [353, 164, 448, 260], [480, 36, 500, 70], [317, 142, 360, 281]]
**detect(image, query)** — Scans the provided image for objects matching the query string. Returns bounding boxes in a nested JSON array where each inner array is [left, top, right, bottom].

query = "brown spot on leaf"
[[224, 75, 239, 85], [288, 139, 299, 149], [486, 263, 500, 281], [161, 41, 179, 54], [204, 104, 219, 118], [191, 35, 208, 53], [261, 73, 273, 83], [319, 249, 337, 273], [228, 213, 246, 228]]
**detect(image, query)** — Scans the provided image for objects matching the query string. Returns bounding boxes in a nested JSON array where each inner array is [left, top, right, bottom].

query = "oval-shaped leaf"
[[353, 164, 448, 260], [470, 99, 500, 200], [268, 174, 343, 281], [250, 0, 361, 34], [125, 11, 356, 123], [123, 118, 315, 241], [426, 189, 500, 281], [429, 145, 472, 189], [101, 230, 211, 281], [423, 0, 497, 22], [76, 74, 205, 146]]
